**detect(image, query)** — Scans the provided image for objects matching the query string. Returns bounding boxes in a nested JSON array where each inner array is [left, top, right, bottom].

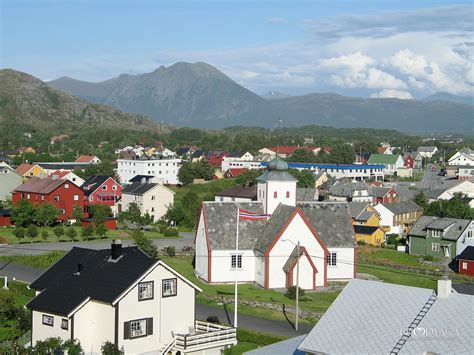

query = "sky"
[[1, 0, 473, 99]]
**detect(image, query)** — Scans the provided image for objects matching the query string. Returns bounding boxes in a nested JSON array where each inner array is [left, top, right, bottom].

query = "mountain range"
[[6, 62, 474, 134], [0, 69, 155, 131]]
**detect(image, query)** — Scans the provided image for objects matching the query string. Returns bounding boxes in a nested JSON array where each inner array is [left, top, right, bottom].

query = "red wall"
[[87, 178, 122, 207], [458, 259, 474, 276], [12, 182, 84, 222], [0, 215, 11, 227], [404, 157, 414, 169]]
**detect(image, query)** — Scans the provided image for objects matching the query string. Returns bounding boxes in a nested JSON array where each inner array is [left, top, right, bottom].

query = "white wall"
[[117, 159, 182, 185], [210, 250, 256, 283], [287, 254, 315, 290], [195, 210, 209, 282], [142, 185, 174, 221], [254, 252, 265, 287], [268, 213, 326, 289], [449, 154, 474, 166], [326, 247, 355, 280], [221, 160, 263, 172], [32, 310, 70, 346], [262, 181, 296, 214], [456, 222, 474, 256], [73, 300, 115, 355]]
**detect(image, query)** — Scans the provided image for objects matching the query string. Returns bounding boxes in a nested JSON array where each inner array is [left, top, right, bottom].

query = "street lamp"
[[282, 239, 300, 331]]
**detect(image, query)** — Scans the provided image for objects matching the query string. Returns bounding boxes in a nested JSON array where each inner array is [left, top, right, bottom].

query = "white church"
[[194, 158, 357, 290]]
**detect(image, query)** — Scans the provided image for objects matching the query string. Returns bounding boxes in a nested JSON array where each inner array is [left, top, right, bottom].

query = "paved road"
[[1, 262, 310, 337], [0, 232, 195, 256], [419, 166, 440, 189]]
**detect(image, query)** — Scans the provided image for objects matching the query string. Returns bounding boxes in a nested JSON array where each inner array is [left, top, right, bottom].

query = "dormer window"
[[432, 230, 441, 238], [138, 281, 154, 300]]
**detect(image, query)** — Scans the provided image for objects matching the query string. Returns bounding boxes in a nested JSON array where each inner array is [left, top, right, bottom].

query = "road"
[[419, 166, 440, 189], [1, 262, 310, 337], [0, 232, 195, 256]]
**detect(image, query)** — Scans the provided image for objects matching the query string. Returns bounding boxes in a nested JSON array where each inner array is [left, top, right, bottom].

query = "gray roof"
[[254, 204, 296, 253], [417, 146, 437, 152], [408, 216, 471, 241], [282, 246, 299, 273], [394, 187, 416, 202], [369, 186, 391, 198], [356, 210, 374, 222], [298, 202, 356, 248], [296, 188, 317, 202], [329, 181, 368, 197], [298, 279, 474, 355], [245, 335, 306, 355], [382, 200, 422, 215], [122, 182, 158, 195], [421, 188, 445, 199], [348, 201, 369, 219], [202, 202, 266, 250]]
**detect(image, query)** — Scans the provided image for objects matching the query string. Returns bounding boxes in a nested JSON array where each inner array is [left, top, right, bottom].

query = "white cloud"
[[370, 89, 413, 99], [320, 51, 375, 72], [388, 49, 428, 77], [366, 68, 407, 89]]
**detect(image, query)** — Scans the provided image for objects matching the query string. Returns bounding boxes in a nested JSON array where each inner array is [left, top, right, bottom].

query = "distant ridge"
[[48, 62, 474, 133], [423, 92, 473, 106]]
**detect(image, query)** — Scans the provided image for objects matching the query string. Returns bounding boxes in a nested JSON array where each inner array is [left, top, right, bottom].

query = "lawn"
[[0, 225, 180, 244], [357, 245, 438, 270], [357, 264, 438, 289], [0, 251, 65, 269], [170, 179, 236, 204]]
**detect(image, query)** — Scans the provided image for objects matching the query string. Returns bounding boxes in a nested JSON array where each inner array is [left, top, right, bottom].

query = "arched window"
[[286, 191, 290, 198], [274, 191, 278, 198]]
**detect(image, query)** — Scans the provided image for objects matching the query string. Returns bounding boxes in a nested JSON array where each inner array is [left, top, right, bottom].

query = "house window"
[[231, 254, 242, 269], [42, 315, 54, 326], [274, 191, 278, 198], [326, 252, 337, 267], [151, 196, 156, 201], [138, 281, 154, 300], [102, 185, 107, 191], [130, 319, 147, 338], [41, 196, 45, 201], [112, 185, 117, 190], [432, 230, 441, 238], [432, 243, 440, 252], [61, 319, 69, 330], [162, 278, 177, 297], [286, 191, 290, 198], [462, 262, 467, 269], [61, 209, 66, 215], [54, 195, 60, 201], [151, 207, 155, 212], [27, 194, 30, 200], [73, 195, 79, 201], [64, 183, 69, 189], [467, 231, 473, 238]]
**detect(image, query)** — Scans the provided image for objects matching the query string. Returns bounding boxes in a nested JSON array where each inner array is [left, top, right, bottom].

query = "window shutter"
[[147, 318, 153, 335], [124, 321, 130, 339]]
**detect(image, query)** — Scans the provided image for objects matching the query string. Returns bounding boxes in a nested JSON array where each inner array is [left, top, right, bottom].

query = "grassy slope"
[[170, 179, 236, 204]]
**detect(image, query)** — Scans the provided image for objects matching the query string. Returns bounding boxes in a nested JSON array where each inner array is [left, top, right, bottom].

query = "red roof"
[[50, 170, 69, 179], [377, 147, 387, 154], [225, 168, 248, 177], [15, 163, 37, 175], [75, 155, 98, 163], [13, 177, 66, 194]]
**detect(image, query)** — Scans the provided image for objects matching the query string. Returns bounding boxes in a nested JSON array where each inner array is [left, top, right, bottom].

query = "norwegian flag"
[[238, 209, 271, 221]]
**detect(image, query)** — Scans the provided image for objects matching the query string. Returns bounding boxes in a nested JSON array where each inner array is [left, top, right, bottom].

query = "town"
[[0, 131, 473, 354]]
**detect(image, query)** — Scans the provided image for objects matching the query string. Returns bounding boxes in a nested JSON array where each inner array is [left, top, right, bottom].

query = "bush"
[[285, 286, 306, 300], [26, 224, 38, 241], [67, 227, 77, 241], [41, 229, 49, 241], [13, 227, 25, 240], [236, 328, 286, 346], [386, 234, 399, 245], [206, 316, 220, 324], [164, 228, 179, 237], [162, 246, 176, 257], [101, 341, 124, 354], [0, 293, 16, 320], [53, 226, 65, 240], [357, 240, 367, 246], [423, 255, 435, 262]]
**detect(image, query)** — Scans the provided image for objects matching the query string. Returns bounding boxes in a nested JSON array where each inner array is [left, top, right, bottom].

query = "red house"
[[0, 209, 12, 227], [370, 186, 400, 204], [82, 176, 122, 216], [404, 155, 414, 169], [224, 168, 249, 178], [11, 177, 84, 222], [458, 247, 474, 276], [207, 151, 228, 168]]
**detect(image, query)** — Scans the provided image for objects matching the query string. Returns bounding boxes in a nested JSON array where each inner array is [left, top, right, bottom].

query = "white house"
[[417, 146, 439, 158], [117, 158, 182, 185], [27, 242, 236, 354], [50, 170, 85, 187], [121, 180, 175, 222], [368, 154, 404, 175], [328, 181, 372, 202], [448, 148, 474, 166], [221, 152, 255, 171], [75, 155, 101, 164], [195, 158, 356, 290], [373, 201, 423, 235]]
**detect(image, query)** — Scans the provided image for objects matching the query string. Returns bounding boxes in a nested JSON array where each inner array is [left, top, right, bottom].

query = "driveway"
[[0, 232, 195, 256]]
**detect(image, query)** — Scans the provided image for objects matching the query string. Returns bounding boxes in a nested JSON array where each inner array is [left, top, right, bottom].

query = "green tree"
[[33, 337, 63, 354], [41, 229, 49, 241], [425, 193, 473, 219], [34, 203, 59, 227], [101, 341, 124, 355], [72, 205, 84, 225], [119, 203, 153, 228], [288, 169, 315, 188], [26, 224, 38, 242], [194, 160, 215, 180], [13, 227, 26, 242], [412, 191, 428, 209], [89, 204, 112, 226], [11, 199, 36, 227], [330, 144, 355, 164], [235, 169, 261, 187], [290, 149, 318, 163], [178, 162, 195, 185], [81, 225, 94, 241], [67, 227, 77, 242], [53, 226, 65, 240], [131, 229, 158, 259], [62, 339, 83, 355], [96, 223, 108, 239]]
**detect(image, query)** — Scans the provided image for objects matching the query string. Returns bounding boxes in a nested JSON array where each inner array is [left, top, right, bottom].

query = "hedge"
[[236, 328, 286, 346]]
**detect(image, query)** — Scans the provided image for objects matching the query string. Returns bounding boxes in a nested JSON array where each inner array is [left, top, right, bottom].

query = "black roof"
[[353, 225, 379, 235], [129, 174, 154, 183], [81, 175, 110, 195], [458, 246, 474, 261], [122, 182, 158, 195], [27, 246, 156, 316], [176, 147, 191, 156]]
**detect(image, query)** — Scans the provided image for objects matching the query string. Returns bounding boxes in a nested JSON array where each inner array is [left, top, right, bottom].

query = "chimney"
[[110, 239, 122, 261], [75, 263, 83, 275], [437, 276, 452, 299]]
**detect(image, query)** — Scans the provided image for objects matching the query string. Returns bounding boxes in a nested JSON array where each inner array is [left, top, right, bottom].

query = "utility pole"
[[295, 240, 300, 332]]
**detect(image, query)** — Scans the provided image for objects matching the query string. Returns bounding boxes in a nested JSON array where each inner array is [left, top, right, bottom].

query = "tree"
[[53, 226, 65, 240], [67, 227, 77, 242], [131, 229, 158, 259], [41, 229, 49, 241], [81, 225, 94, 241], [89, 204, 112, 227], [11, 199, 36, 227], [235, 169, 261, 187], [101, 341, 124, 355], [162, 246, 176, 257], [178, 162, 195, 185], [288, 169, 315, 188], [62, 339, 83, 355], [425, 193, 473, 219], [71, 205, 84, 225], [330, 144, 356, 164], [290, 149, 318, 163], [412, 191, 428, 209], [26, 225, 38, 242], [96, 223, 107, 239], [34, 203, 59, 227], [13, 227, 26, 242], [119, 203, 153, 228], [194, 160, 214, 180]]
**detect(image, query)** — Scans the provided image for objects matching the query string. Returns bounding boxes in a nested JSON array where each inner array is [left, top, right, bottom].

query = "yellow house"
[[15, 163, 47, 180], [145, 147, 157, 156], [349, 202, 386, 246]]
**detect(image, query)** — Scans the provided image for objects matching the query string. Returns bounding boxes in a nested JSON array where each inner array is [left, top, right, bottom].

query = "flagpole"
[[234, 205, 239, 328]]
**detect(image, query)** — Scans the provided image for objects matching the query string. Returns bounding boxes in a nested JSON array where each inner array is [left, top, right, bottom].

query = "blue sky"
[[1, 0, 473, 98]]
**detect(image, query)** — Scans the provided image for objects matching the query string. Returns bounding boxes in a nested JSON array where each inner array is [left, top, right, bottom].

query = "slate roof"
[[13, 177, 65, 194], [246, 335, 306, 355], [417, 146, 437, 153], [81, 175, 109, 195], [408, 216, 471, 241], [227, 151, 244, 158], [122, 182, 159, 195], [254, 204, 296, 253], [370, 186, 392, 198], [129, 175, 154, 183], [421, 188, 445, 199], [329, 181, 368, 197], [381, 201, 422, 215], [282, 245, 300, 273], [356, 210, 374, 222], [354, 225, 379, 235], [348, 201, 369, 219], [458, 246, 474, 261], [298, 279, 474, 354], [215, 186, 257, 200], [27, 246, 156, 316], [202, 202, 266, 250], [176, 147, 191, 156], [37, 162, 92, 170], [296, 188, 317, 202], [368, 154, 400, 165]]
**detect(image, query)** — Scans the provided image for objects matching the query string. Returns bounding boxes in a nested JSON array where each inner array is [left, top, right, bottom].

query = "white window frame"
[[64, 183, 69, 189], [102, 185, 107, 191], [432, 243, 440, 252], [73, 195, 79, 201], [130, 319, 147, 338], [462, 262, 468, 269], [231, 254, 242, 269], [138, 281, 153, 301], [162, 278, 177, 297]]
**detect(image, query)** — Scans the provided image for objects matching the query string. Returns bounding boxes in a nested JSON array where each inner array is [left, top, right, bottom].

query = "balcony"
[[172, 321, 237, 353]]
